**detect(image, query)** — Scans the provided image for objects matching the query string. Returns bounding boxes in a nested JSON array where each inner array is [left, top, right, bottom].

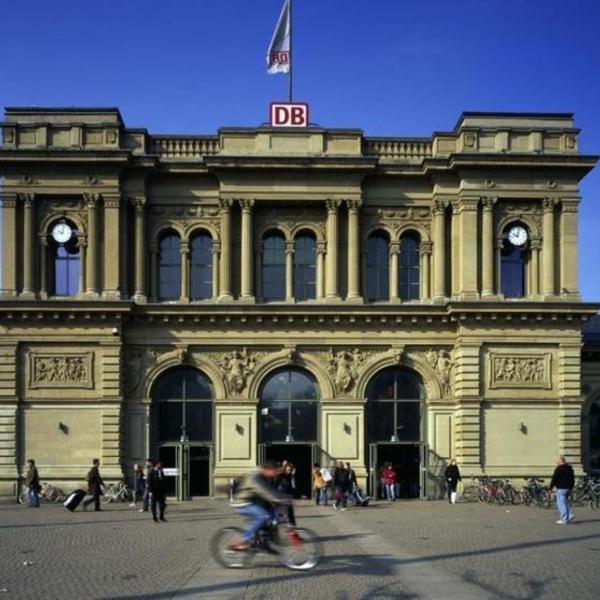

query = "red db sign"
[[269, 102, 309, 127]]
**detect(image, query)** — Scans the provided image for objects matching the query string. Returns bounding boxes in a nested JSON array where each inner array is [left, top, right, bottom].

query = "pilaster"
[[180, 241, 190, 303], [0, 344, 19, 494], [19, 193, 36, 299], [102, 194, 121, 299], [346, 198, 362, 302], [480, 196, 497, 298], [218, 198, 233, 302], [131, 196, 147, 303], [559, 199, 580, 300], [389, 241, 400, 303], [325, 199, 341, 301], [84, 192, 101, 298], [542, 197, 557, 298], [420, 241, 432, 300], [0, 194, 18, 298], [239, 198, 255, 302], [432, 199, 446, 302], [457, 197, 479, 300]]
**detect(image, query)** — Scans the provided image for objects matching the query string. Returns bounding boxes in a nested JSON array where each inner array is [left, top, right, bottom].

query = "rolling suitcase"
[[64, 489, 86, 511]]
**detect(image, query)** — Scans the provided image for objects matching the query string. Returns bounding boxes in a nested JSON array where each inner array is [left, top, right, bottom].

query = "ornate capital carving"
[[542, 197, 558, 212], [83, 192, 101, 208], [316, 241, 327, 255], [480, 196, 497, 211], [326, 198, 341, 213], [285, 241, 295, 256], [219, 198, 233, 212], [130, 196, 147, 212], [18, 174, 39, 186], [432, 199, 446, 216], [180, 241, 190, 254], [389, 241, 400, 256], [346, 198, 363, 212], [17, 192, 35, 207], [420, 241, 433, 255], [238, 198, 255, 212]]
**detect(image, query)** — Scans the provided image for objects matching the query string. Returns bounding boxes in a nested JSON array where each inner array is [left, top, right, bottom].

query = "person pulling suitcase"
[[82, 458, 104, 512]]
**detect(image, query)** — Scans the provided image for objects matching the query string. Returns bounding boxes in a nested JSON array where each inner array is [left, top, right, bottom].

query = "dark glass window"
[[366, 233, 389, 301], [259, 368, 319, 442], [262, 233, 286, 301], [293, 233, 316, 301], [158, 233, 181, 302], [501, 245, 526, 298], [590, 398, 600, 471], [151, 367, 213, 443], [366, 368, 424, 442], [190, 233, 213, 301], [51, 235, 80, 297], [399, 234, 420, 301]]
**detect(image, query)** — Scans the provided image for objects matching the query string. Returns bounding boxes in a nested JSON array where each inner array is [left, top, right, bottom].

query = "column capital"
[[480, 196, 498, 210], [219, 197, 233, 211], [494, 237, 504, 250], [346, 198, 363, 212], [389, 241, 400, 256], [0, 193, 18, 208], [238, 198, 255, 212], [212, 241, 222, 255], [560, 199, 579, 213], [432, 199, 447, 215], [542, 196, 559, 211], [420, 241, 432, 255], [103, 195, 121, 209], [326, 198, 342, 213], [317, 241, 327, 255], [78, 236, 88, 248], [130, 196, 147, 211], [38, 234, 49, 247], [285, 241, 295, 255], [180, 241, 190, 254], [456, 197, 480, 212], [530, 238, 542, 250], [17, 192, 35, 206], [83, 192, 102, 207]]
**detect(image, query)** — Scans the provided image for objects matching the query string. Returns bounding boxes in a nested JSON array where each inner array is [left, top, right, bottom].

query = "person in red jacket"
[[381, 462, 397, 502]]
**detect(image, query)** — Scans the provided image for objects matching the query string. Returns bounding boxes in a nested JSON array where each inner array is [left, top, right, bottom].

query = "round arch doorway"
[[151, 366, 213, 499], [365, 367, 426, 500], [258, 367, 319, 498]]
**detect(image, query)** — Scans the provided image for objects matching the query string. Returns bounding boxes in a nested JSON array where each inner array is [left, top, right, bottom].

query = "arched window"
[[158, 233, 181, 302], [366, 232, 390, 302], [259, 368, 319, 442], [293, 232, 316, 301], [262, 232, 286, 301], [589, 397, 600, 471], [500, 223, 529, 298], [151, 366, 213, 443], [399, 232, 420, 301], [190, 232, 213, 301], [366, 368, 425, 443], [48, 219, 80, 297]]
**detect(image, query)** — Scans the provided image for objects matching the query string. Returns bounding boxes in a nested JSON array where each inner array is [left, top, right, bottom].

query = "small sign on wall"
[[163, 468, 179, 477], [270, 102, 309, 127]]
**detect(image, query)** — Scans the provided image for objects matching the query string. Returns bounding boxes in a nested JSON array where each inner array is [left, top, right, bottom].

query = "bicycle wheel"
[[18, 488, 28, 504], [47, 486, 60, 502], [211, 527, 254, 569], [103, 486, 115, 504], [276, 527, 321, 570]]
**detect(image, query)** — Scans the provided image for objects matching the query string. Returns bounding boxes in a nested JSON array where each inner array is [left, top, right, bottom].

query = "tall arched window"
[[366, 368, 425, 443], [399, 232, 420, 301], [589, 397, 600, 471], [500, 223, 529, 298], [293, 232, 316, 301], [190, 232, 213, 301], [259, 368, 319, 442], [366, 232, 390, 302], [151, 366, 213, 443], [262, 232, 286, 301], [158, 232, 181, 302], [48, 219, 80, 297]]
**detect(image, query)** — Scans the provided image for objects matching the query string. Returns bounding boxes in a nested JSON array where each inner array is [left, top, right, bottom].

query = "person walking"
[[129, 463, 145, 508], [312, 464, 327, 506], [24, 459, 40, 508], [320, 463, 334, 505], [444, 459, 462, 504], [82, 458, 104, 512], [148, 460, 167, 523], [382, 462, 397, 502], [140, 459, 154, 513], [550, 456, 575, 525], [333, 461, 350, 511], [277, 461, 297, 525]]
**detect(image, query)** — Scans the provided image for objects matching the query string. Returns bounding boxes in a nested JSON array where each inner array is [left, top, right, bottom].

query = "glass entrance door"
[[368, 443, 427, 499], [157, 443, 212, 500]]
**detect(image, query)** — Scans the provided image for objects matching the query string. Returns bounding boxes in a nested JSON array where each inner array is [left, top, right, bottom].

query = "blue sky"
[[1, 0, 599, 299]]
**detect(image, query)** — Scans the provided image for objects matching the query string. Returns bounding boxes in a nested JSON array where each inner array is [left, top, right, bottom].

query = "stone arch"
[[497, 215, 539, 240], [150, 222, 186, 243], [185, 223, 220, 243], [290, 223, 324, 243], [141, 350, 226, 400], [397, 225, 429, 243], [355, 350, 444, 401], [259, 225, 291, 244], [363, 225, 394, 243], [246, 350, 335, 401], [39, 212, 86, 237]]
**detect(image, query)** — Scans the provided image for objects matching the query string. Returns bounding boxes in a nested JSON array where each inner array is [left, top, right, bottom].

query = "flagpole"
[[288, 0, 293, 102]]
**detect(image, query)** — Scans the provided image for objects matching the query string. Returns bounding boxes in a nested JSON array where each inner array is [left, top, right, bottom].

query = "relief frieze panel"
[[488, 353, 552, 389], [29, 352, 94, 389]]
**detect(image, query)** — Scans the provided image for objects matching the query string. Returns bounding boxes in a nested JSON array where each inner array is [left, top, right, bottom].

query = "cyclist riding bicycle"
[[229, 461, 292, 551]]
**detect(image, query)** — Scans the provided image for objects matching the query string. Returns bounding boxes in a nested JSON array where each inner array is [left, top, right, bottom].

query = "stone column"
[[432, 200, 446, 302], [420, 241, 432, 300], [316, 241, 326, 300], [346, 198, 362, 302], [457, 198, 479, 300], [218, 198, 233, 301], [102, 195, 121, 299], [131, 196, 147, 303], [239, 199, 255, 301], [20, 193, 35, 298], [78, 237, 87, 296], [325, 199, 341, 300], [542, 197, 556, 298], [389, 241, 399, 302], [84, 193, 100, 297], [494, 238, 503, 295], [39, 235, 48, 299], [481, 197, 496, 297], [530, 239, 541, 297], [212, 242, 221, 300], [180, 241, 190, 303], [149, 242, 158, 302], [285, 241, 294, 302], [0, 194, 18, 298], [559, 200, 580, 299]]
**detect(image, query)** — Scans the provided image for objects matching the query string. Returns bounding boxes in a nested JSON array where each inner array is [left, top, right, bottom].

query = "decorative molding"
[[82, 175, 102, 186], [209, 348, 268, 397], [326, 348, 366, 395], [18, 174, 40, 186], [29, 352, 94, 389], [488, 353, 552, 389], [411, 347, 456, 397]]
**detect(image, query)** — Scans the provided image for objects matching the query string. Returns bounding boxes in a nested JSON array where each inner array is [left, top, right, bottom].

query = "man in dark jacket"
[[333, 461, 350, 510], [147, 460, 167, 523], [25, 459, 40, 508], [82, 458, 104, 511], [444, 459, 462, 504], [549, 456, 575, 524]]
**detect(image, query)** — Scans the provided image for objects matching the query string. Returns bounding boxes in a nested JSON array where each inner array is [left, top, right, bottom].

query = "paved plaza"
[[0, 498, 599, 599]]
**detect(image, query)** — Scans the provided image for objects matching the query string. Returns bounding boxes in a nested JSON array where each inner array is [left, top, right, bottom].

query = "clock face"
[[51, 222, 73, 244], [508, 225, 528, 247]]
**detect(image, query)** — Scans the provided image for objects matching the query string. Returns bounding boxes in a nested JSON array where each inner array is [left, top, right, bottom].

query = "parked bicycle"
[[211, 507, 321, 570], [103, 482, 133, 504], [521, 478, 552, 508], [571, 475, 600, 509], [19, 481, 65, 504]]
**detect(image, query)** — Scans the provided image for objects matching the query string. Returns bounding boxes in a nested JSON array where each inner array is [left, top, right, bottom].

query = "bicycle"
[[459, 477, 480, 503], [521, 478, 552, 508], [211, 505, 322, 570], [103, 482, 133, 504]]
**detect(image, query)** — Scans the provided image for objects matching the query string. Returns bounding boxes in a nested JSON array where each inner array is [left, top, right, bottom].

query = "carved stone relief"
[[489, 353, 551, 389], [362, 206, 431, 237], [410, 347, 456, 397], [149, 204, 221, 237], [29, 353, 94, 389], [38, 197, 88, 233], [258, 206, 326, 239], [325, 348, 366, 394], [209, 348, 267, 396]]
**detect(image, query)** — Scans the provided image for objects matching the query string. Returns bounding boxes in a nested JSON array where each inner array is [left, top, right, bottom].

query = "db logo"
[[269, 102, 309, 128]]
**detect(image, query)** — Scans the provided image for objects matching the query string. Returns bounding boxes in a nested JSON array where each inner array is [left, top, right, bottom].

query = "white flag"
[[266, 0, 291, 74]]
